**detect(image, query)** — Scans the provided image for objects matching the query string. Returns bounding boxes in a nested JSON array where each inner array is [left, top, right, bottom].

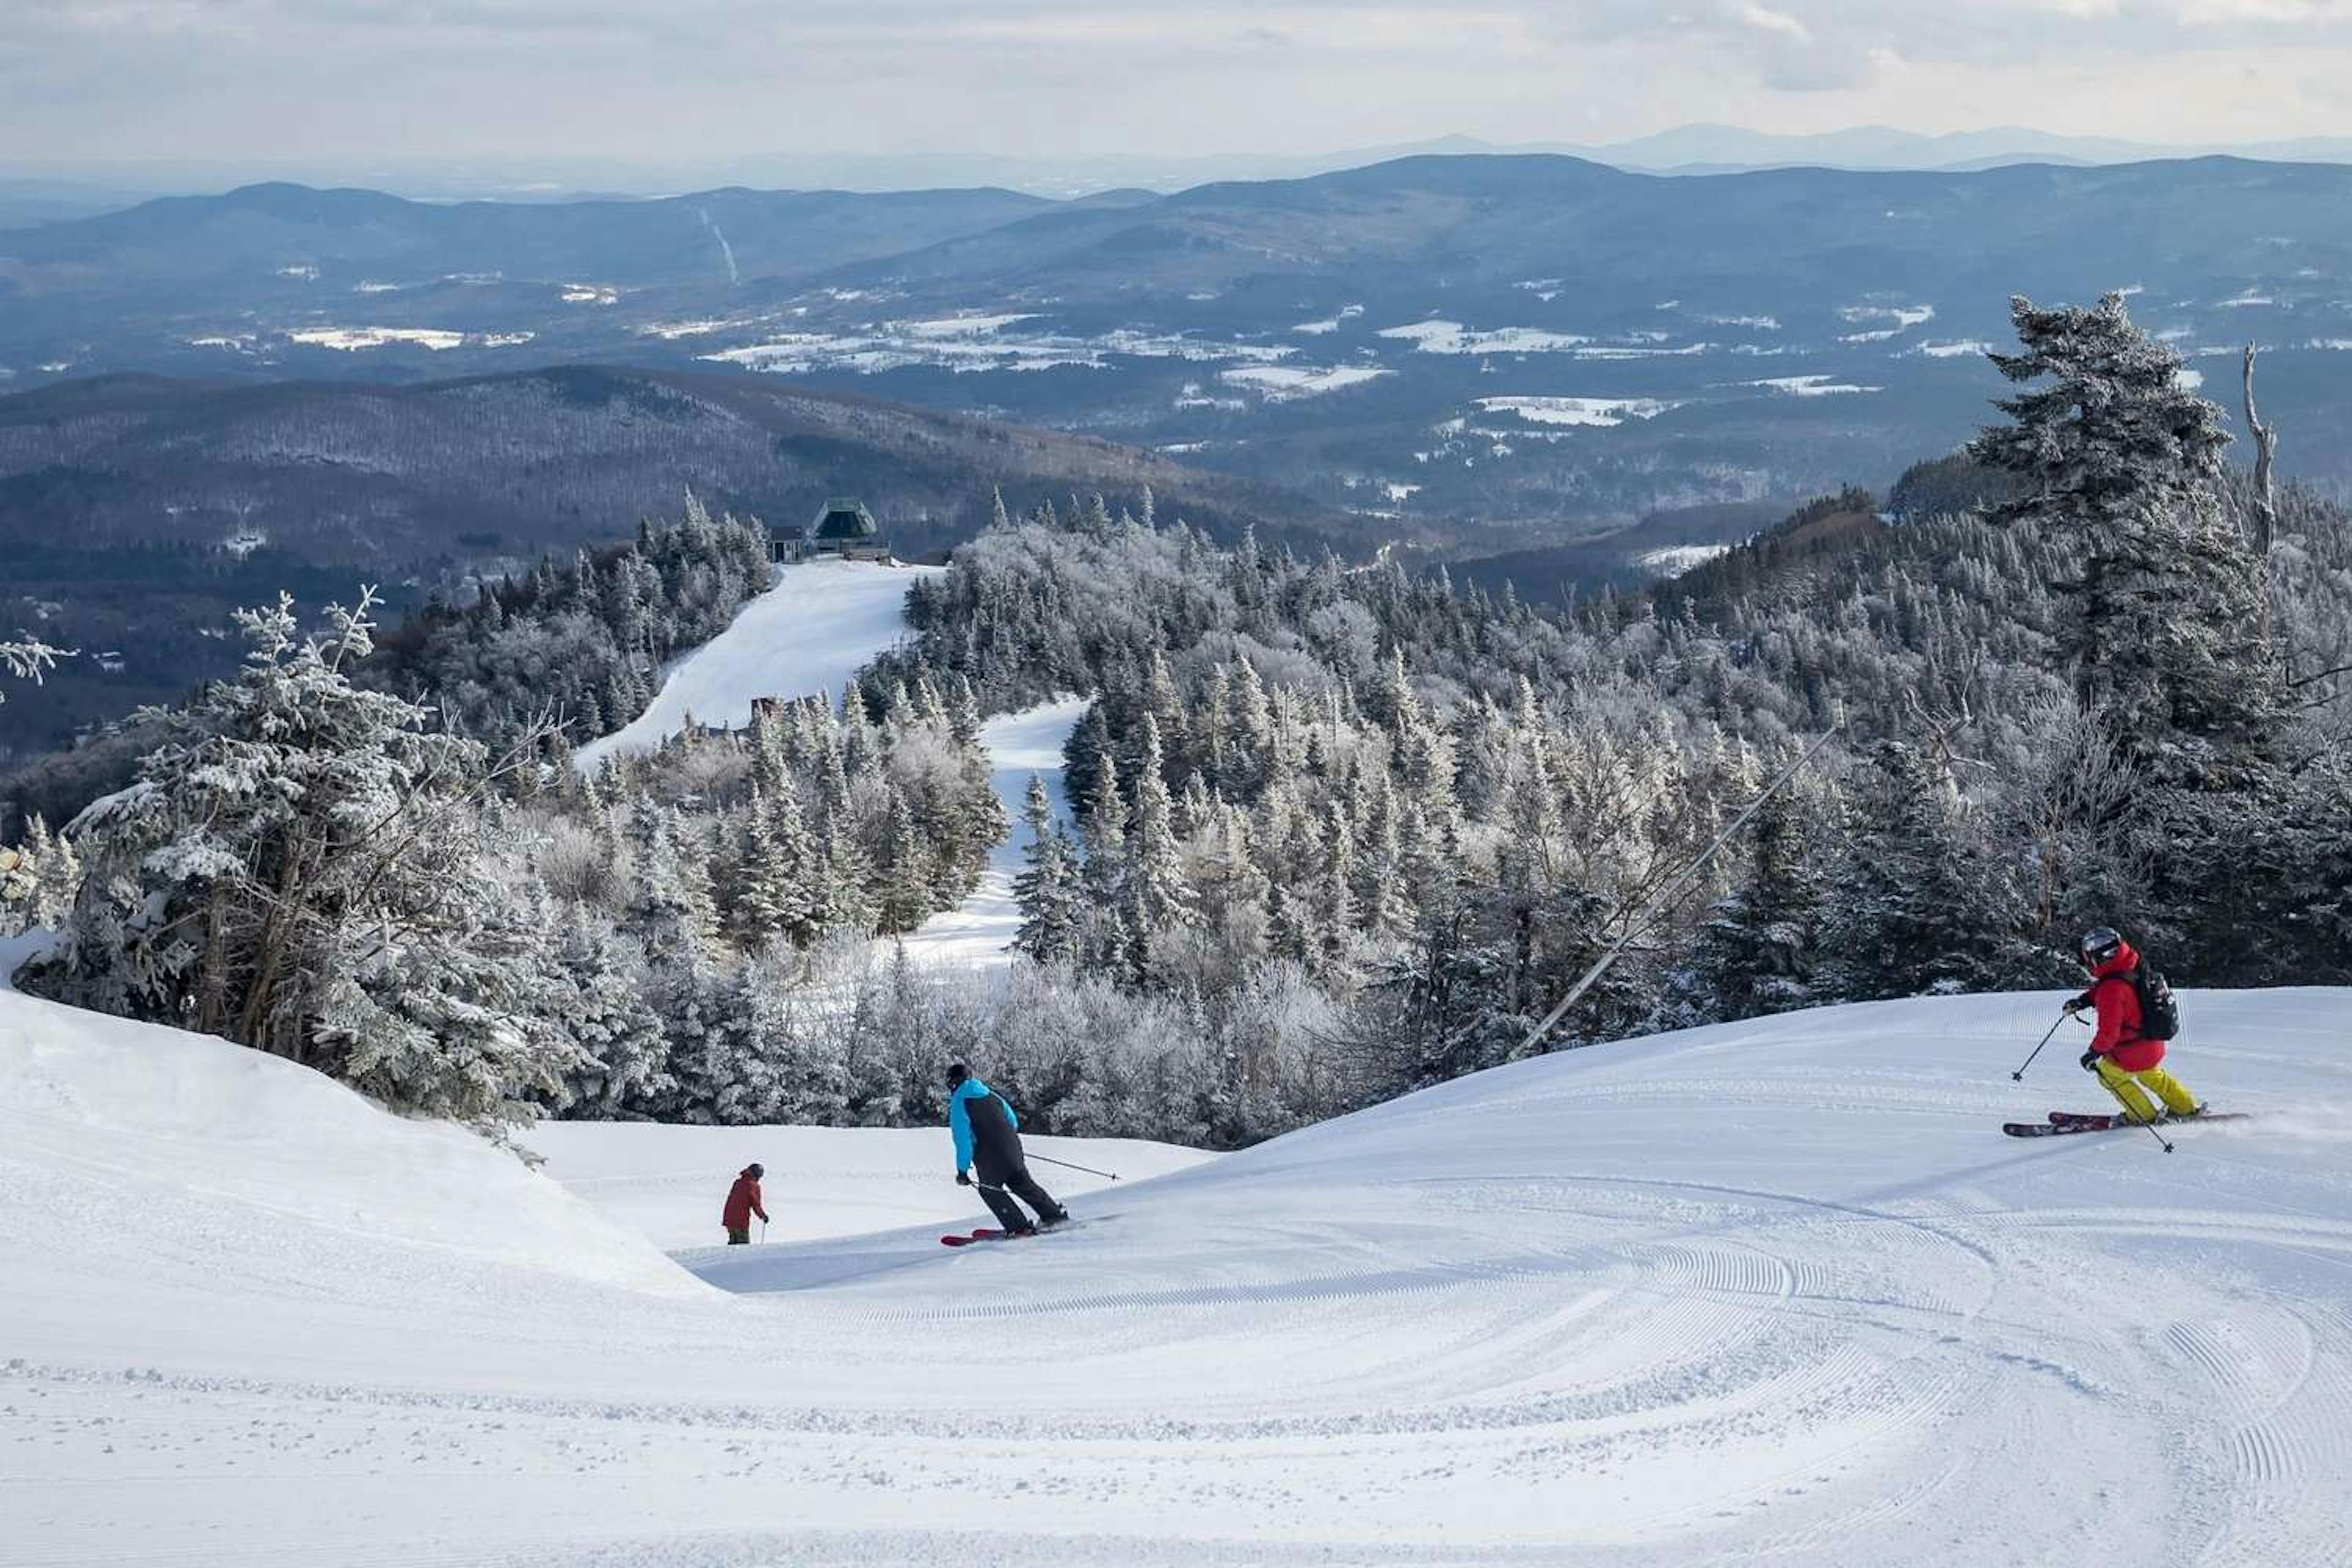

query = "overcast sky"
[[8, 0, 2351, 175]]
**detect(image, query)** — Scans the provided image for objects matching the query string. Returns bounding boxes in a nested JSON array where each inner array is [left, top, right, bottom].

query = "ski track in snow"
[[8, 992, 2352, 1561], [575, 557, 942, 769]]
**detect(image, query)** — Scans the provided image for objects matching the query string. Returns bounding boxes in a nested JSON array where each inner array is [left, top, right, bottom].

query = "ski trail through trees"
[[576, 557, 943, 768], [894, 696, 1090, 970]]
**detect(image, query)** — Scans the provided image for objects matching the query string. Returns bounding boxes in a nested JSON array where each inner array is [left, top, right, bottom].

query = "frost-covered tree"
[[0, 813, 79, 935], [874, 789, 936, 936], [1, 636, 69, 704], [810, 806, 878, 937], [1666, 778, 1823, 1022], [1817, 744, 2037, 1000], [39, 592, 575, 1123], [655, 954, 764, 1124], [1012, 774, 1082, 965], [1972, 293, 2280, 764], [728, 781, 820, 950], [1126, 716, 1194, 935], [549, 907, 671, 1118]]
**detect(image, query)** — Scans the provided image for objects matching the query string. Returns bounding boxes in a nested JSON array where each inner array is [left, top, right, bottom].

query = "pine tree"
[[0, 636, 66, 703], [1317, 813, 1358, 960], [731, 782, 820, 949], [1817, 743, 2035, 1000], [551, 907, 672, 1117], [1126, 716, 1194, 933], [811, 805, 878, 937], [1012, 774, 1081, 965], [1971, 292, 2279, 764], [1266, 880, 1314, 967], [1668, 780, 1823, 1023], [655, 951, 755, 1124], [742, 944, 853, 1122], [1352, 775, 1412, 940], [875, 788, 935, 935], [41, 592, 579, 1125], [629, 803, 720, 966], [1082, 748, 1129, 907]]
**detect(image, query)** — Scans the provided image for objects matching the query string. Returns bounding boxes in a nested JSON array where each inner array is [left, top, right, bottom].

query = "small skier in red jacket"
[[722, 1163, 768, 1245], [2065, 927, 2204, 1126]]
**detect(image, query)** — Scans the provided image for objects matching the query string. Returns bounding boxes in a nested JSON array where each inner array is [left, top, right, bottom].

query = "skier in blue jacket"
[[947, 1063, 1069, 1236]]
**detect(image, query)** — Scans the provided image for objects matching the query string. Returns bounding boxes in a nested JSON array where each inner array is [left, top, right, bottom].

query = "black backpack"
[[2132, 961, 2181, 1041]]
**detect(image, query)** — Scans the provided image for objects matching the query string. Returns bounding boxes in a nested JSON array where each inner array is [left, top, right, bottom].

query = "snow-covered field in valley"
[[8, 978, 2352, 1566], [575, 556, 943, 769]]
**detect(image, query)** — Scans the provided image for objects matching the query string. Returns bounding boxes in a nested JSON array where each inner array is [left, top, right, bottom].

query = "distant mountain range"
[[13, 124, 2352, 203], [9, 149, 2352, 749], [7, 156, 2348, 530]]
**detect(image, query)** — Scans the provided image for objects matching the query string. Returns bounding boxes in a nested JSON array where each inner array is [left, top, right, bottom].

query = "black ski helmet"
[[746, 1163, 764, 1178], [2078, 927, 2124, 968], [945, 1061, 970, 1089]]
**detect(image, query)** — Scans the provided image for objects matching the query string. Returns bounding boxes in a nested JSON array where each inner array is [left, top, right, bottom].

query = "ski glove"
[[2079, 1049, 2103, 1072], [956, 1170, 973, 1186]]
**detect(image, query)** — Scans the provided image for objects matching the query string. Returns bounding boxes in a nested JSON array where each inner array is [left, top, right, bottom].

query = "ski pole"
[[2092, 1073, 2176, 1154], [2010, 1012, 2071, 1081], [2078, 1039, 2176, 1152], [1028, 1153, 1119, 1180]]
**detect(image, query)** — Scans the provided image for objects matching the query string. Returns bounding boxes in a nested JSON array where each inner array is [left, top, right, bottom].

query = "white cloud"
[[9, 1, 2352, 166], [1736, 2, 1814, 42]]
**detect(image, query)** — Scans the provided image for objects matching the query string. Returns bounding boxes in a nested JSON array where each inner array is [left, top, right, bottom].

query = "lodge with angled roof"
[[809, 497, 877, 548], [773, 496, 888, 562]]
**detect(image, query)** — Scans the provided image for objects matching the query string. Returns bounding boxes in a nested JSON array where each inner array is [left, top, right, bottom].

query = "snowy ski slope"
[[527, 1117, 1210, 1250], [575, 556, 944, 769], [558, 545, 1091, 968], [7, 980, 2352, 1564]]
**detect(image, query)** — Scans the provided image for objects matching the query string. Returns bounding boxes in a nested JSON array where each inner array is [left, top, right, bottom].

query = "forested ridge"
[[7, 295, 2349, 1148], [863, 298, 2352, 1134]]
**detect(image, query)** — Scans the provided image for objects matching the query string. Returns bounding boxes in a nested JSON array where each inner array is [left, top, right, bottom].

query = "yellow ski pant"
[[2095, 1057, 2199, 1123]]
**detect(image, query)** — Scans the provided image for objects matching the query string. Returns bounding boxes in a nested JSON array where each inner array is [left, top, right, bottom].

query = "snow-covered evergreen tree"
[[1667, 779, 1823, 1023], [1012, 774, 1081, 965], [41, 592, 576, 1124], [1972, 293, 2281, 767], [874, 789, 935, 936], [1, 636, 67, 705], [1817, 744, 2036, 1000], [729, 781, 820, 950], [1126, 715, 1194, 936], [549, 907, 671, 1117]]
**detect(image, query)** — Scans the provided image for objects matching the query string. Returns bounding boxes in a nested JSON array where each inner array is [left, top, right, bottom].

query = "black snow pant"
[[975, 1161, 1066, 1234]]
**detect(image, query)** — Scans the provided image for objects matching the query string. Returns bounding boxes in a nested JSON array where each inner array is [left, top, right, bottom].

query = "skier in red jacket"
[[722, 1163, 768, 1245], [2065, 928, 2204, 1125]]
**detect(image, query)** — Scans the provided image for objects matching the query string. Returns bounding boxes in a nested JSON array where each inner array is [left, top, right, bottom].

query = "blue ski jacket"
[[949, 1077, 1020, 1172]]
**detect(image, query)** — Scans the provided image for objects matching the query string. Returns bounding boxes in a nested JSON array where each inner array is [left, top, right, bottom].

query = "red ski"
[[939, 1218, 1088, 1246], [940, 1228, 1009, 1247], [2002, 1110, 2245, 1138]]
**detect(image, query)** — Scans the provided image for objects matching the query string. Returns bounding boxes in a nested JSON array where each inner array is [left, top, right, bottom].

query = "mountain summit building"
[[808, 497, 878, 551], [774, 496, 884, 563]]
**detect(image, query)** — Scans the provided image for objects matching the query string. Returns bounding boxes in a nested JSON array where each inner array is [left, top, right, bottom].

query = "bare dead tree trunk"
[[2242, 344, 2279, 556]]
